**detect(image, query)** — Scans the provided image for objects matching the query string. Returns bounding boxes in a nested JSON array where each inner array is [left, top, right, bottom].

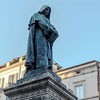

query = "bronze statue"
[[25, 5, 59, 72]]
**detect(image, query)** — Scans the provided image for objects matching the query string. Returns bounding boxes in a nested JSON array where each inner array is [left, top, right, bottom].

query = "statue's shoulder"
[[33, 13, 41, 18], [33, 13, 39, 17], [33, 13, 44, 20]]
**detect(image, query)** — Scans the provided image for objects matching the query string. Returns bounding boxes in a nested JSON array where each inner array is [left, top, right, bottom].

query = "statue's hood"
[[39, 5, 51, 13], [38, 5, 51, 20]]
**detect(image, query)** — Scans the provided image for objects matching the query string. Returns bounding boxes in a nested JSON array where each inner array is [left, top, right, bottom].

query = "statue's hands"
[[48, 26, 53, 32], [49, 25, 57, 33]]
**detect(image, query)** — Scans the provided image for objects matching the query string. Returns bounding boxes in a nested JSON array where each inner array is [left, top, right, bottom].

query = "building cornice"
[[56, 60, 98, 74], [0, 61, 25, 73]]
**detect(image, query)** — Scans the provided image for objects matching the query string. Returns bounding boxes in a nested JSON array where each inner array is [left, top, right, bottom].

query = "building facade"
[[0, 57, 25, 100], [0, 58, 100, 100], [57, 60, 100, 100]]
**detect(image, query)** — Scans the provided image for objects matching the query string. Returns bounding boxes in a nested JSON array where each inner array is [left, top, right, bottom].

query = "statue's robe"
[[25, 13, 58, 69]]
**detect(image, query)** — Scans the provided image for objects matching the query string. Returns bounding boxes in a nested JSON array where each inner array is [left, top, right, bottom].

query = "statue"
[[25, 5, 59, 72]]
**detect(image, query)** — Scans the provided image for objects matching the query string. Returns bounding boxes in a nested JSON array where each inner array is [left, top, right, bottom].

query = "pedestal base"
[[4, 68, 77, 100]]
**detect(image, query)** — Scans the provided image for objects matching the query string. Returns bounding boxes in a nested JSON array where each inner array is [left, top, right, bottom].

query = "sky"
[[0, 0, 100, 68]]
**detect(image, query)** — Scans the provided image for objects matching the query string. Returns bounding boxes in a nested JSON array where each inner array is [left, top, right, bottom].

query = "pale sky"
[[0, 0, 100, 68]]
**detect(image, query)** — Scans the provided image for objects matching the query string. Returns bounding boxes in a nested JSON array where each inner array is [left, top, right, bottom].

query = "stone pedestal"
[[4, 68, 77, 100]]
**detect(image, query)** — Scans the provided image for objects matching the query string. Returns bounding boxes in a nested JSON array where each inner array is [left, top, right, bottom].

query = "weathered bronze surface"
[[25, 5, 59, 72]]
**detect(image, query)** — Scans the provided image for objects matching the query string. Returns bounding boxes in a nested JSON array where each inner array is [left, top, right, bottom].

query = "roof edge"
[[56, 60, 99, 73]]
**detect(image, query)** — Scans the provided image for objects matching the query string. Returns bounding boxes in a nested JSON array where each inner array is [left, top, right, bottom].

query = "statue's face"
[[44, 7, 50, 17]]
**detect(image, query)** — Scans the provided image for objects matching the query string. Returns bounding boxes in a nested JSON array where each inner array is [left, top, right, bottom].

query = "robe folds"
[[25, 12, 59, 69]]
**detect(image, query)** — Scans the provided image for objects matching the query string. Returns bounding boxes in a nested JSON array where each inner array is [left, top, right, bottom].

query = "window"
[[0, 78, 5, 88], [8, 75, 15, 84], [0, 79, 2, 88], [21, 71, 25, 78], [75, 85, 84, 99], [2, 78, 5, 88], [8, 73, 19, 85], [16, 73, 19, 81], [6, 97, 9, 100]]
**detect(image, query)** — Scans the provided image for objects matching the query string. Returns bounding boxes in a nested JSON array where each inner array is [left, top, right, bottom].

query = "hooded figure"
[[25, 5, 59, 72]]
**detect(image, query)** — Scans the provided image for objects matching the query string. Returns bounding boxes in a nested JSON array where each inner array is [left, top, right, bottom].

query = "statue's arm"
[[28, 13, 59, 44], [28, 13, 51, 35], [38, 20, 50, 32], [28, 16, 33, 30], [28, 13, 40, 30], [38, 17, 59, 44], [48, 25, 59, 44], [49, 25, 58, 35]]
